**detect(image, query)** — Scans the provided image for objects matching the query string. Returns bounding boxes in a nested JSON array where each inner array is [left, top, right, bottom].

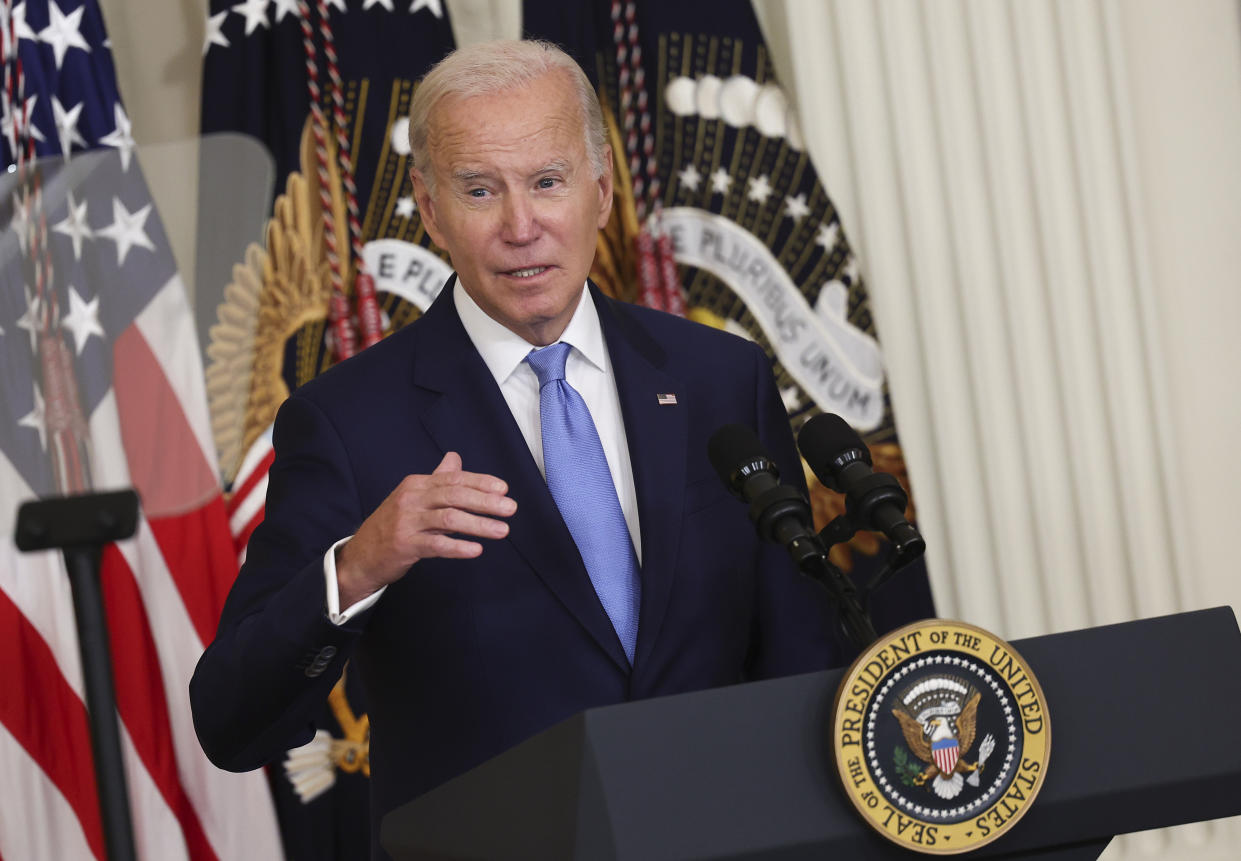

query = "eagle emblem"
[[892, 676, 996, 800]]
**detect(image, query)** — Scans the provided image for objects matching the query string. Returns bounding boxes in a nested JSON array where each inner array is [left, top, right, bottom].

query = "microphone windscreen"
[[707, 424, 765, 487], [798, 414, 872, 487]]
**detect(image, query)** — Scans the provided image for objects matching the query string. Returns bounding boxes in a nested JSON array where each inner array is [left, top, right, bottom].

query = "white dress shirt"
[[324, 281, 640, 623]]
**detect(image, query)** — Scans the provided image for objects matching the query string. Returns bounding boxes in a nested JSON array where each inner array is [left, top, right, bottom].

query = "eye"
[[468, 187, 489, 198], [536, 176, 559, 190]]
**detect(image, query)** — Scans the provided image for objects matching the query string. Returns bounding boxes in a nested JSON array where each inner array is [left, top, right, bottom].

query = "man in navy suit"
[[191, 39, 839, 856]]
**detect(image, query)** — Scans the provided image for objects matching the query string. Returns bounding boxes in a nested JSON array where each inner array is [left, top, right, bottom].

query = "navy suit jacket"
[[191, 282, 840, 853]]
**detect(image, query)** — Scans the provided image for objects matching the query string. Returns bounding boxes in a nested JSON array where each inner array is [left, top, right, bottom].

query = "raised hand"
[[335, 452, 516, 607]]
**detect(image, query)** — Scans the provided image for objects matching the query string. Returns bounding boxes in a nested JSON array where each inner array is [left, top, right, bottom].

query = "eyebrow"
[[450, 161, 573, 185], [451, 169, 492, 185], [534, 160, 571, 176]]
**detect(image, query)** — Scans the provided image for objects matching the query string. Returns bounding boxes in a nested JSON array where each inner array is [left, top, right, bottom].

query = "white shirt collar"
[[453, 279, 607, 385]]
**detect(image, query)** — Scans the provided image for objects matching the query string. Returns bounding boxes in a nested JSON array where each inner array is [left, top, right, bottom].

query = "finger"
[[418, 533, 486, 560], [432, 451, 463, 474], [417, 467, 508, 495], [424, 484, 517, 517], [422, 507, 511, 541]]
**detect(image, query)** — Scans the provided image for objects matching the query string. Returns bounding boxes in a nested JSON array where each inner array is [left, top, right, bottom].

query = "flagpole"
[[15, 490, 140, 861]]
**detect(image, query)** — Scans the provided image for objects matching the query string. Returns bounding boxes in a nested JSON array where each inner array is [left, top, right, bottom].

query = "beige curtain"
[[754, 1, 1241, 857]]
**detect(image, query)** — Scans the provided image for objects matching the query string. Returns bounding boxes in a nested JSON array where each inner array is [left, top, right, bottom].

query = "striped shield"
[[932, 738, 960, 775]]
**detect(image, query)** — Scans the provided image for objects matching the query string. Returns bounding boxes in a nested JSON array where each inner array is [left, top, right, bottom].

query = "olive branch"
[[893, 746, 923, 787]]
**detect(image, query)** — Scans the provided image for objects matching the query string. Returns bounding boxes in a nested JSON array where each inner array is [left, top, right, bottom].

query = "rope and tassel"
[[610, 0, 685, 316], [299, 1, 382, 363], [3, 0, 92, 493]]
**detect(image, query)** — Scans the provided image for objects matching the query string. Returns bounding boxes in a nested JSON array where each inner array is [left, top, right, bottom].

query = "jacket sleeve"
[[190, 393, 371, 772]]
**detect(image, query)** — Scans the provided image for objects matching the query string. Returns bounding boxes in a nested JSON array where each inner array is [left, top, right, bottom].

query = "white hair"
[[408, 40, 609, 193]]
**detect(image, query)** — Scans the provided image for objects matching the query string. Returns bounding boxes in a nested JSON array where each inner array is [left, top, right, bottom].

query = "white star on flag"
[[17, 382, 47, 451], [11, 191, 31, 253], [783, 192, 810, 221], [710, 168, 731, 195], [232, 0, 270, 37], [272, 0, 302, 22], [38, 0, 90, 70], [53, 191, 93, 260], [677, 163, 702, 192], [95, 197, 156, 265], [99, 102, 135, 170], [410, 0, 444, 17], [395, 196, 416, 218], [204, 10, 230, 54], [842, 255, 860, 283], [1, 2, 37, 51], [746, 174, 773, 204], [1, 94, 46, 155], [364, 0, 396, 10], [14, 285, 42, 351], [325, 0, 347, 13], [815, 222, 839, 250], [52, 95, 86, 156], [61, 286, 105, 355]]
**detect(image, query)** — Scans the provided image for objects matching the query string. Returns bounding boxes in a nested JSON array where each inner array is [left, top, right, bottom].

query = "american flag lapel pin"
[[656, 393, 678, 406]]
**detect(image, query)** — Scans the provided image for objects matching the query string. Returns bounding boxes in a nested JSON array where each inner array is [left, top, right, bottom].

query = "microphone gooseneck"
[[708, 423, 877, 648]]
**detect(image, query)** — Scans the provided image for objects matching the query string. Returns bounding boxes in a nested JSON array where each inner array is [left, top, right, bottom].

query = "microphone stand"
[[14, 490, 141, 861], [748, 483, 878, 650], [802, 552, 878, 650], [818, 511, 926, 610]]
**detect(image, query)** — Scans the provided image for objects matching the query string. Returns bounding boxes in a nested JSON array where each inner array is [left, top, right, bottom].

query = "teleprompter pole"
[[15, 490, 141, 861]]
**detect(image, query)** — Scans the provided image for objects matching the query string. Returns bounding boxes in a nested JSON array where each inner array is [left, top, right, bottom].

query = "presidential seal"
[[831, 620, 1050, 854]]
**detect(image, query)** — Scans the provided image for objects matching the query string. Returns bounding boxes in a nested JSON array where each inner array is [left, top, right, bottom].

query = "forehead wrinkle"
[[426, 86, 587, 180]]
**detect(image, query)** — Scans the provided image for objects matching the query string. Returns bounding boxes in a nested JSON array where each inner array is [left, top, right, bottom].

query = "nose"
[[500, 193, 539, 245]]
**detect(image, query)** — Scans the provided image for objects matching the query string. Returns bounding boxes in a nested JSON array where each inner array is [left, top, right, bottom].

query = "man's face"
[[411, 70, 613, 346]]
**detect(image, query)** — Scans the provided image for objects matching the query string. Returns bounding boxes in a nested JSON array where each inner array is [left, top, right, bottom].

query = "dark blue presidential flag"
[[200, 3, 457, 858], [524, 0, 936, 645]]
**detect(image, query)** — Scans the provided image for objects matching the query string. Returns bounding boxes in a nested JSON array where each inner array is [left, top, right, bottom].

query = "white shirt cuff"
[[324, 536, 385, 624]]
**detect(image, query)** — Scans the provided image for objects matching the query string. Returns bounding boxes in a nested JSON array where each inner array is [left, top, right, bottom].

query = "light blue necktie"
[[525, 342, 641, 664]]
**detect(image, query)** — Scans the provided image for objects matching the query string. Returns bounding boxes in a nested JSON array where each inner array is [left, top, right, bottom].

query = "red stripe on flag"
[[111, 327, 218, 518], [112, 327, 237, 642], [146, 497, 240, 643], [233, 504, 266, 562], [99, 544, 218, 861], [227, 448, 274, 519], [0, 589, 106, 861]]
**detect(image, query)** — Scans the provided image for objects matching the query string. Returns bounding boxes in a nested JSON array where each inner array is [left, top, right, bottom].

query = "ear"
[[410, 167, 445, 249], [595, 145, 614, 230]]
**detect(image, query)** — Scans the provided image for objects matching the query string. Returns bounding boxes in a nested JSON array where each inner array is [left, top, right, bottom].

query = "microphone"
[[706, 424, 824, 567], [707, 422, 878, 648], [797, 413, 925, 558]]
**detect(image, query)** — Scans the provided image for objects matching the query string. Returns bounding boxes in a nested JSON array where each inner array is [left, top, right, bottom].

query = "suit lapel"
[[412, 283, 631, 672], [593, 289, 688, 673]]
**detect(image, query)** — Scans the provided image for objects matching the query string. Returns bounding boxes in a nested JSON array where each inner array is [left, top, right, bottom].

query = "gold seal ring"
[[831, 619, 1051, 854]]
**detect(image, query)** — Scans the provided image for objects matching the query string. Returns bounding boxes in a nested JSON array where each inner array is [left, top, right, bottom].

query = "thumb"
[[433, 451, 463, 474]]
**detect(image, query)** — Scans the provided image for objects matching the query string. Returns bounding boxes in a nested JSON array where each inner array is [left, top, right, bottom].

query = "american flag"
[[932, 737, 960, 776], [227, 425, 274, 568], [0, 2, 281, 858]]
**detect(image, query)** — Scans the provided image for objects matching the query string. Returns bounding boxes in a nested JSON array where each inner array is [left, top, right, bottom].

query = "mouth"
[[502, 265, 552, 279]]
